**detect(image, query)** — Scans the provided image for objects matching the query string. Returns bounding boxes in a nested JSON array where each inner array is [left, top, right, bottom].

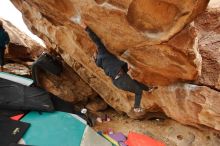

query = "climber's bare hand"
[[128, 64, 132, 71], [92, 51, 97, 61]]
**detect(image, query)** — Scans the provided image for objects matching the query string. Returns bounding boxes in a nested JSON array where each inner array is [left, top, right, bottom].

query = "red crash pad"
[[125, 132, 165, 146], [10, 114, 24, 121]]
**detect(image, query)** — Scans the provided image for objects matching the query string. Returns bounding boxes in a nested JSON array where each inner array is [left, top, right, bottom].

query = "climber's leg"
[[113, 73, 147, 119], [113, 73, 145, 107], [113, 73, 141, 95], [0, 47, 6, 71]]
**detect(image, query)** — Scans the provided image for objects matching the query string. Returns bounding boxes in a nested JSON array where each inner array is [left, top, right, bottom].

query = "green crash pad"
[[21, 111, 86, 146], [0, 72, 33, 86]]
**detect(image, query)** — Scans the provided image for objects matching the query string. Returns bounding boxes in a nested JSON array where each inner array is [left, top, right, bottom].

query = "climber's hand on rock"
[[92, 51, 97, 61], [127, 65, 134, 79]]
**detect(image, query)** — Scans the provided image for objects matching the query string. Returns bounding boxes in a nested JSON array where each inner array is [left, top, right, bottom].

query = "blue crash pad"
[[21, 111, 86, 146], [0, 72, 33, 86]]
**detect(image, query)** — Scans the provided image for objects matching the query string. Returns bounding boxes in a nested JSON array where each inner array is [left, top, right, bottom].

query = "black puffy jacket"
[[0, 27, 10, 48], [85, 27, 127, 79]]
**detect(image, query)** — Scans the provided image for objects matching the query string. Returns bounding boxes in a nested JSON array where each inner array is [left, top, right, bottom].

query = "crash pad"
[[20, 111, 112, 146], [109, 132, 127, 146], [10, 114, 24, 121], [0, 116, 30, 146], [125, 132, 165, 146], [102, 133, 119, 146], [0, 78, 54, 111], [0, 72, 33, 86], [21, 111, 86, 146], [80, 127, 112, 146]]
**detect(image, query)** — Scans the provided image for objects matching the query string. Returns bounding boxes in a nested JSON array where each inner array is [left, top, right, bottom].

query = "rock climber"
[[0, 20, 10, 71], [31, 52, 63, 87], [79, 21, 157, 119]]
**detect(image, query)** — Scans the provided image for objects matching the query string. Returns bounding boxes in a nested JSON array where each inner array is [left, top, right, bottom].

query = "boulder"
[[0, 18, 45, 60], [127, 0, 209, 41], [194, 7, 220, 90], [1, 17, 97, 103], [10, 0, 220, 131], [86, 97, 108, 112]]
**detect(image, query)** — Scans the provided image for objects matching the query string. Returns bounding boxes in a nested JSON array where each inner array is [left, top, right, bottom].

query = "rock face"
[[0, 18, 97, 103], [141, 84, 220, 130], [194, 8, 220, 90], [11, 0, 220, 130], [38, 63, 97, 102], [86, 97, 108, 112], [124, 25, 201, 85], [0, 18, 45, 60], [127, 0, 209, 41], [11, 0, 206, 86]]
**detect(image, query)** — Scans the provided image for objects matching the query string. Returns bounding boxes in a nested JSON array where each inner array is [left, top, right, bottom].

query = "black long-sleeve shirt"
[[85, 27, 126, 79], [0, 27, 10, 48]]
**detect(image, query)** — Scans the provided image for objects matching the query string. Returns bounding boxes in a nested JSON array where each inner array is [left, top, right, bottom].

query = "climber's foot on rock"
[[127, 107, 147, 120]]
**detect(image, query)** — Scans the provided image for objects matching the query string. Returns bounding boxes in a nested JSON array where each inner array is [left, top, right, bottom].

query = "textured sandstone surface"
[[1, 18, 96, 103], [141, 84, 220, 130], [127, 0, 209, 41], [0, 18, 45, 60], [95, 109, 220, 146], [124, 25, 201, 85], [86, 97, 108, 112], [11, 0, 205, 85], [38, 63, 97, 102], [11, 0, 220, 131], [194, 8, 220, 90]]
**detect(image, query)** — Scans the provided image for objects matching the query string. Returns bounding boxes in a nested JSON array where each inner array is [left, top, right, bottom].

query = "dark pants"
[[113, 73, 149, 108], [0, 47, 5, 67]]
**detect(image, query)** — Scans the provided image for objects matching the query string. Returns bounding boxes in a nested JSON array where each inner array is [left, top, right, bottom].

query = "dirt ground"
[[94, 109, 220, 146]]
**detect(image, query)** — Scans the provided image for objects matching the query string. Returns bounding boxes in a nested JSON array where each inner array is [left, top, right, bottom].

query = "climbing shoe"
[[127, 107, 147, 120]]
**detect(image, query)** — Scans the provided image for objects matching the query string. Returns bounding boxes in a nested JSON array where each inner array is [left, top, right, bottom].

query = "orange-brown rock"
[[3, 63, 31, 76], [194, 7, 220, 90], [11, 0, 220, 131], [1, 18, 96, 103], [0, 18, 45, 60], [11, 0, 133, 113], [11, 0, 203, 85], [141, 84, 220, 130], [86, 97, 108, 112], [127, 0, 209, 41], [123, 25, 201, 85], [38, 63, 97, 102]]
